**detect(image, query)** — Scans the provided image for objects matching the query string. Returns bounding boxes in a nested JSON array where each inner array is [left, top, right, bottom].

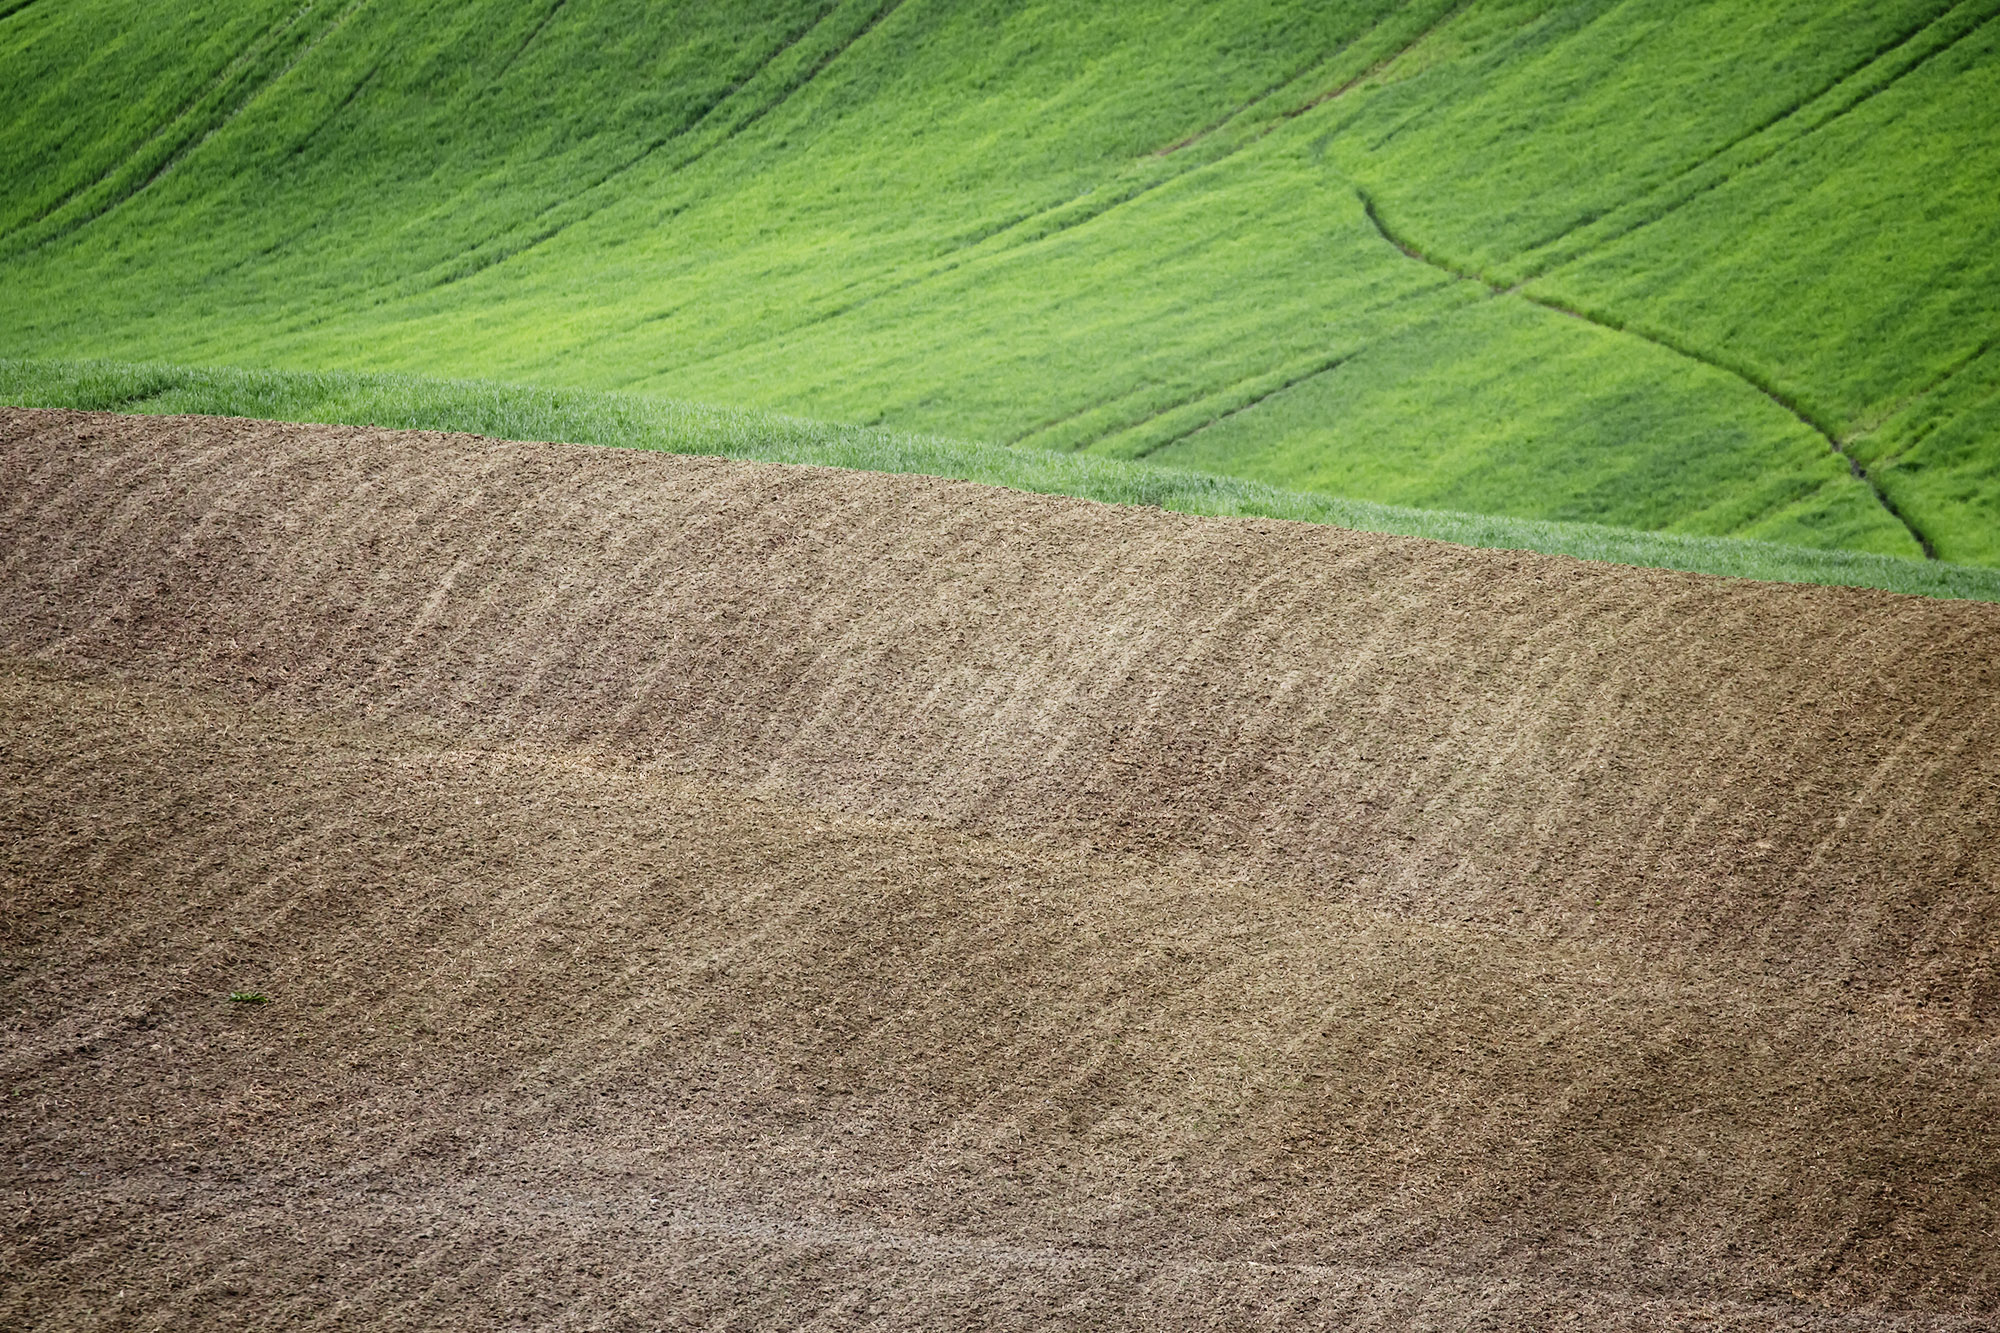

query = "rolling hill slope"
[[2, 1, 1996, 562], [4, 408, 1998, 1328]]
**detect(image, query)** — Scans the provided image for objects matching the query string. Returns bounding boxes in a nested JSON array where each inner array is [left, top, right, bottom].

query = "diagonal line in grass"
[[1357, 187, 1940, 560], [122, 0, 378, 209], [7, 0, 378, 262], [1514, 0, 2000, 280], [607, 9, 1497, 399], [491, 0, 569, 89], [1277, 0, 1477, 126], [0, 3, 321, 254], [2, 0, 380, 262], [1130, 356, 1352, 460], [1842, 336, 2000, 451], [408, 0, 907, 297], [284, 62, 381, 164]]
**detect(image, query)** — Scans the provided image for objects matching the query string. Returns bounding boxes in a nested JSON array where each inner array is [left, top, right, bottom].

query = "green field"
[[3, 1, 1996, 569]]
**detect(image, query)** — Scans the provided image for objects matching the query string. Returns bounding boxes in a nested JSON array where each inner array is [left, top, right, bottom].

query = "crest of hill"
[[5, 407, 1996, 996]]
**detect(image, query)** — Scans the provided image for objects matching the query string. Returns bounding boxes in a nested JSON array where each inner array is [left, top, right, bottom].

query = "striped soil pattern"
[[3, 408, 1996, 1329]]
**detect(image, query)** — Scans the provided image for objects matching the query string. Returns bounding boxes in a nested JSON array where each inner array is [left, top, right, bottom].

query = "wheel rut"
[[417, 0, 904, 296], [1358, 188, 1940, 559]]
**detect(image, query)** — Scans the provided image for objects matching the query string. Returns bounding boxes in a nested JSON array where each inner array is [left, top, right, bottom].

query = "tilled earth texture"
[[3, 408, 1998, 1332]]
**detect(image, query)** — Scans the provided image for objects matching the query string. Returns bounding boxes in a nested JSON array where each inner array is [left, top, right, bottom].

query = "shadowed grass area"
[[8, 356, 1995, 603]]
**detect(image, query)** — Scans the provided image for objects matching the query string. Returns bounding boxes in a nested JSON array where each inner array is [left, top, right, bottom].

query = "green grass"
[[9, 356, 1997, 603], [1, 2, 1994, 563]]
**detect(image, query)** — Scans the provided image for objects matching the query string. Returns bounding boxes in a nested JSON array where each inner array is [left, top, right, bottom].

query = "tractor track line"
[[491, 0, 568, 88], [1517, 0, 1996, 275], [1778, 2, 2000, 151], [4, 0, 372, 262], [423, 0, 905, 294], [0, 3, 318, 252], [577, 0, 1476, 359], [1839, 337, 2000, 458], [1127, 277, 1481, 461], [662, 7, 1476, 392], [124, 0, 374, 204], [1011, 279, 1459, 456], [1280, 0, 1476, 125], [1132, 356, 1352, 460], [1152, 0, 1474, 165], [1515, 2, 1954, 260], [354, 1, 847, 302], [286, 62, 381, 161], [1358, 189, 1939, 560]]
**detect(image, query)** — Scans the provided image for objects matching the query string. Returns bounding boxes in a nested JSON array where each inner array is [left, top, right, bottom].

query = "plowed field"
[[4, 408, 1997, 1330]]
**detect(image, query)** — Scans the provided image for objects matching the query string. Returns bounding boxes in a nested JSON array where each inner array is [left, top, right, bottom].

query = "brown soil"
[[3, 407, 1997, 1330]]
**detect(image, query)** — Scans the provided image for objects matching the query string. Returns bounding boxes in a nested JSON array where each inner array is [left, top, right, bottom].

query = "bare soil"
[[3, 408, 1996, 1330]]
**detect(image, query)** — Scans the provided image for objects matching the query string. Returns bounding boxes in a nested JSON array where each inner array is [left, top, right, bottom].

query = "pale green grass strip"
[[6, 356, 1996, 603]]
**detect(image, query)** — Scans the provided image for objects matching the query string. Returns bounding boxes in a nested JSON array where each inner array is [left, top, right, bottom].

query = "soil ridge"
[[4, 408, 1993, 997]]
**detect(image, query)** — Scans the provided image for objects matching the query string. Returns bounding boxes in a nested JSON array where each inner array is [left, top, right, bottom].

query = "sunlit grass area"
[[2, 2, 1994, 563]]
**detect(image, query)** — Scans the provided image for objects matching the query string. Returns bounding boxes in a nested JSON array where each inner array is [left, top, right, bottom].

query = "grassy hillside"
[[10, 356, 2000, 602], [2, 1, 1995, 562]]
